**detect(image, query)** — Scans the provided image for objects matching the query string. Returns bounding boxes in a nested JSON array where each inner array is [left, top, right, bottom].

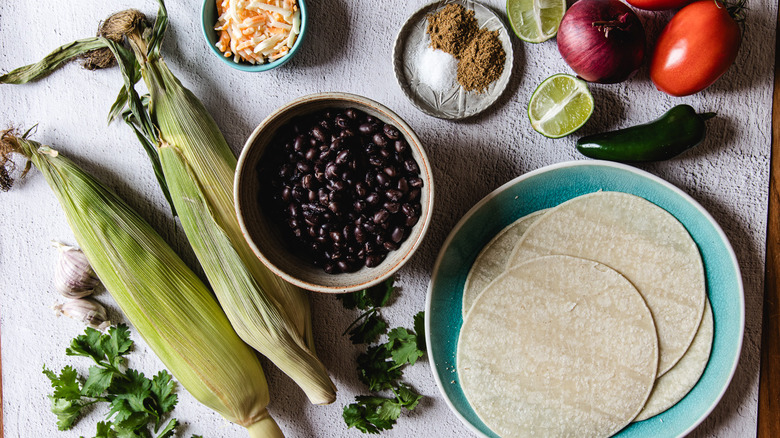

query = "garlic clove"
[[53, 298, 111, 330], [52, 241, 100, 299]]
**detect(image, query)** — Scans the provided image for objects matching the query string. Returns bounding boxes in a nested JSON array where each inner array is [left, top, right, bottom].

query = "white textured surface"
[[0, 0, 774, 437]]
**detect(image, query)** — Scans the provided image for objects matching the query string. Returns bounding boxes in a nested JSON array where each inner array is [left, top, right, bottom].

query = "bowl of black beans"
[[235, 92, 434, 293]]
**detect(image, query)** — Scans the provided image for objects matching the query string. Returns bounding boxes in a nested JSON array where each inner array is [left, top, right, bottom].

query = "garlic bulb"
[[53, 298, 111, 330], [52, 241, 100, 298]]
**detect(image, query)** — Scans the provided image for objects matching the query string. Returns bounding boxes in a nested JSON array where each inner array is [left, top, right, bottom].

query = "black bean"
[[384, 124, 401, 140], [366, 254, 385, 267], [366, 192, 380, 205], [384, 166, 397, 178], [328, 202, 342, 214], [281, 186, 292, 202], [373, 209, 390, 224], [397, 178, 408, 193], [354, 200, 366, 212], [325, 162, 339, 179], [354, 227, 366, 243], [330, 231, 342, 244], [369, 155, 384, 167], [345, 108, 358, 119], [376, 172, 389, 187], [391, 227, 405, 243], [409, 177, 424, 188], [302, 174, 314, 189], [323, 263, 336, 274], [406, 215, 419, 227], [340, 128, 357, 138], [311, 126, 328, 142], [308, 190, 317, 202], [297, 162, 311, 174], [383, 241, 399, 251], [384, 202, 400, 213], [294, 135, 307, 152], [305, 148, 318, 161], [355, 182, 368, 197], [394, 139, 408, 154], [404, 159, 419, 173], [336, 149, 351, 165], [408, 188, 421, 202], [335, 114, 351, 129], [373, 133, 388, 147], [385, 189, 403, 202]]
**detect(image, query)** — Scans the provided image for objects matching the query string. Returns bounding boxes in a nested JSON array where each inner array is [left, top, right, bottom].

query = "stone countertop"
[[0, 0, 775, 437]]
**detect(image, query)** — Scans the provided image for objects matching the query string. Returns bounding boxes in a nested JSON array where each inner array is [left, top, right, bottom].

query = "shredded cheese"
[[215, 0, 300, 65]]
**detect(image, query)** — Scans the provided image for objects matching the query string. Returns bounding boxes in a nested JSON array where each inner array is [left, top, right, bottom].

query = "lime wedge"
[[506, 0, 567, 43], [528, 74, 594, 139]]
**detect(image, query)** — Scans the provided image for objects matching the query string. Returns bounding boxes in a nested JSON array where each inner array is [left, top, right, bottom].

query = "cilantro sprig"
[[42, 324, 182, 437], [339, 278, 427, 434]]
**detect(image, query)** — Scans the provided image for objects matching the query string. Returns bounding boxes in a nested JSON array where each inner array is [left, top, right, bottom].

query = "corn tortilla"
[[634, 298, 713, 421], [458, 255, 658, 438], [462, 209, 547, 316], [508, 191, 705, 375]]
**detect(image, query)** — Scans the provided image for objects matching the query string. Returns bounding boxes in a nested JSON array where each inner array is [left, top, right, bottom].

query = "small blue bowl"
[[201, 0, 307, 72], [426, 160, 744, 438]]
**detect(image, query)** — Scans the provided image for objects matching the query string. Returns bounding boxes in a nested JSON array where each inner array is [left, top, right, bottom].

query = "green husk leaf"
[[0, 38, 109, 84]]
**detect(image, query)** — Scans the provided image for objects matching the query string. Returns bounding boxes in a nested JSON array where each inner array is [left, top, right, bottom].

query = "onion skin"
[[557, 0, 646, 84]]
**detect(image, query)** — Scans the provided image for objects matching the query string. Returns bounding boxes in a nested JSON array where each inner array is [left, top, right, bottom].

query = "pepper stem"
[[699, 112, 717, 121]]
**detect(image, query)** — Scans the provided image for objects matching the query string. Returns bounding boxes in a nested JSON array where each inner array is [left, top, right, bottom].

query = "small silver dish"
[[392, 0, 514, 120]]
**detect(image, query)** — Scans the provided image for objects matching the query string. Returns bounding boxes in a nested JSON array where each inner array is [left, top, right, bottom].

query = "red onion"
[[557, 0, 646, 84]]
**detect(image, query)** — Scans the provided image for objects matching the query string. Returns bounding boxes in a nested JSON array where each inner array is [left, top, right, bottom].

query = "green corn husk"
[[0, 131, 283, 438], [0, 0, 335, 404]]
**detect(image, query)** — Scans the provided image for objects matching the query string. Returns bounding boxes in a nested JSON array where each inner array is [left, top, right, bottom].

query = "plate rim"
[[424, 159, 746, 437]]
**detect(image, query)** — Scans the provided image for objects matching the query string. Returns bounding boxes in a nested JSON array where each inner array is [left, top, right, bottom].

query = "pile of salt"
[[416, 45, 458, 92]]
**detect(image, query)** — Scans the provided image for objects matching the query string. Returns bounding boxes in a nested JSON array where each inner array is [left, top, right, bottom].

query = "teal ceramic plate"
[[425, 160, 744, 437]]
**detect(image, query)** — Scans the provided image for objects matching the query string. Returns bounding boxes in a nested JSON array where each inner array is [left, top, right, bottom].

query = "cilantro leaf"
[[102, 324, 133, 369], [343, 402, 380, 434], [49, 397, 83, 430], [413, 311, 426, 352], [150, 370, 178, 428], [43, 365, 83, 401], [387, 328, 424, 367], [94, 421, 117, 438], [66, 327, 106, 363], [83, 365, 115, 397], [356, 345, 400, 391], [338, 277, 396, 311], [44, 325, 180, 437], [394, 383, 422, 410], [108, 369, 153, 423], [348, 313, 387, 345], [155, 418, 179, 438]]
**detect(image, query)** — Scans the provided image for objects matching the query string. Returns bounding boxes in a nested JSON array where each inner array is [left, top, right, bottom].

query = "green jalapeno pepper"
[[576, 104, 716, 162]]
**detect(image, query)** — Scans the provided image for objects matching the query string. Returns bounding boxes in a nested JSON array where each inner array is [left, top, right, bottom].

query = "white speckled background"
[[0, 0, 774, 437]]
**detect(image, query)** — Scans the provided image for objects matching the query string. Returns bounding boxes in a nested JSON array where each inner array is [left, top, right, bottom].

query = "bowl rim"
[[424, 159, 745, 437], [200, 0, 308, 72], [235, 92, 435, 293]]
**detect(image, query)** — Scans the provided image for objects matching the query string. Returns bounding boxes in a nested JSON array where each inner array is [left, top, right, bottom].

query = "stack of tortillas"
[[457, 191, 712, 437]]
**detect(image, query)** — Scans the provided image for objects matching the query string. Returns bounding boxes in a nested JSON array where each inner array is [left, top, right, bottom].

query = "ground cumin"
[[425, 3, 505, 93], [457, 29, 505, 92], [426, 3, 478, 58]]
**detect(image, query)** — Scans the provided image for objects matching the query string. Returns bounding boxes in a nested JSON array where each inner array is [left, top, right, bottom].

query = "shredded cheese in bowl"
[[215, 0, 301, 65]]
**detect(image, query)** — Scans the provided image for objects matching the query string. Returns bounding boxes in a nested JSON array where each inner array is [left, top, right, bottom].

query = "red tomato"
[[626, 0, 692, 11], [650, 0, 741, 97]]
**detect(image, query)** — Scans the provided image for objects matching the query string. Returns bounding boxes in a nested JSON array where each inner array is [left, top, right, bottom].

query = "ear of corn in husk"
[[0, 131, 283, 438], [0, 0, 335, 404]]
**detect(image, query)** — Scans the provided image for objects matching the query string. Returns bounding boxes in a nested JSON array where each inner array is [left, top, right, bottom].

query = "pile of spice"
[[425, 3, 506, 93]]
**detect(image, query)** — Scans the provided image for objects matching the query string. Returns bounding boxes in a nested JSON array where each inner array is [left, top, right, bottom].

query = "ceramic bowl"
[[200, 0, 308, 72], [426, 160, 744, 437], [235, 92, 435, 293]]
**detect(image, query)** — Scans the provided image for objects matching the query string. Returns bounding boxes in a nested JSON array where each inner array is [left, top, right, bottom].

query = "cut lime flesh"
[[528, 74, 594, 139], [507, 0, 567, 43]]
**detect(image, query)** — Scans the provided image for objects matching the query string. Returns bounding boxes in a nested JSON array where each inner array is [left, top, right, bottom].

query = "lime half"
[[506, 0, 567, 43], [528, 74, 594, 139]]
